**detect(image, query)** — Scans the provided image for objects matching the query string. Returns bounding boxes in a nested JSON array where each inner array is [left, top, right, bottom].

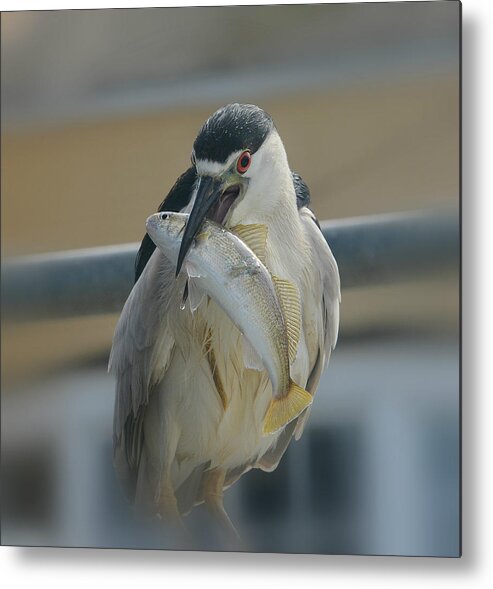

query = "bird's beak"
[[176, 174, 226, 276]]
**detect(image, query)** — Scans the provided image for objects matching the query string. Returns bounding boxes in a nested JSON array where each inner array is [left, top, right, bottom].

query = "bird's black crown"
[[193, 104, 274, 164]]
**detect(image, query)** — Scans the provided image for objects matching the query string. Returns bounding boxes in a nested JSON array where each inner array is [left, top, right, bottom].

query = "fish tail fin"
[[262, 380, 313, 435]]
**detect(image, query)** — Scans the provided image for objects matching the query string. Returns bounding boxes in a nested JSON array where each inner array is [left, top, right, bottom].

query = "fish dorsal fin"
[[272, 276, 301, 363], [231, 224, 268, 265]]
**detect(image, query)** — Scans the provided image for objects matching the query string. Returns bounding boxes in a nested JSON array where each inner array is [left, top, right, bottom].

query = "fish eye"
[[161, 212, 168, 220], [237, 151, 251, 174]]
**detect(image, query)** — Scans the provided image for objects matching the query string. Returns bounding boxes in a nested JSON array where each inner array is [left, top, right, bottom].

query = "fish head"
[[146, 212, 188, 259]]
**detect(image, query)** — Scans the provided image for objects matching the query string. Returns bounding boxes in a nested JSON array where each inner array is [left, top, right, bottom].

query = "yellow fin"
[[272, 275, 301, 363], [262, 380, 313, 435], [231, 223, 268, 265]]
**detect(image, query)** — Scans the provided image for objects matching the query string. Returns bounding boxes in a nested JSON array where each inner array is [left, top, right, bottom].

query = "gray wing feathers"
[[109, 250, 176, 497], [300, 207, 340, 362], [294, 207, 341, 440], [110, 250, 175, 432]]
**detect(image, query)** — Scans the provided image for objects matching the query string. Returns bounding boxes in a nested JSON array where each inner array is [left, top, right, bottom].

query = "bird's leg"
[[151, 417, 186, 530], [203, 468, 240, 542], [156, 474, 196, 550], [156, 478, 182, 523]]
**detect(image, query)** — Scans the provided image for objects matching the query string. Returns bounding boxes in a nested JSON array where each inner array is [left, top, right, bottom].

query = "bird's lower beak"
[[176, 174, 237, 276]]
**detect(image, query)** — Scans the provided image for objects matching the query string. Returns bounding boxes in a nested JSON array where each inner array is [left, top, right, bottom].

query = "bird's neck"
[[231, 186, 308, 290]]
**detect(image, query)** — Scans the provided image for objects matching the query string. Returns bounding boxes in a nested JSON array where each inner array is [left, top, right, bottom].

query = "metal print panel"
[[1, 1, 461, 556]]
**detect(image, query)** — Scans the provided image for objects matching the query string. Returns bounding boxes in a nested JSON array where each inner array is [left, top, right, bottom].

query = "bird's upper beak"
[[176, 173, 243, 275]]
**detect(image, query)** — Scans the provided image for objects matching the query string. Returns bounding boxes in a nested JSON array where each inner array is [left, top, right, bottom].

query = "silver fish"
[[145, 211, 312, 434]]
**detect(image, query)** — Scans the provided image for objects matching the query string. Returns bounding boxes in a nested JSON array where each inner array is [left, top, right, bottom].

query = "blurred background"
[[1, 3, 460, 556]]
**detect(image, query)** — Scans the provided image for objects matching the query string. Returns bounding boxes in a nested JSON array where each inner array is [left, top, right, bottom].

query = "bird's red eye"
[[237, 151, 251, 174]]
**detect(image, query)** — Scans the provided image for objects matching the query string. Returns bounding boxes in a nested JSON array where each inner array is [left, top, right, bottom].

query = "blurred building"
[[1, 3, 460, 555]]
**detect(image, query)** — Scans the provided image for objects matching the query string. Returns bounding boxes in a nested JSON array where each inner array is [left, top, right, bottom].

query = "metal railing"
[[1, 208, 459, 321]]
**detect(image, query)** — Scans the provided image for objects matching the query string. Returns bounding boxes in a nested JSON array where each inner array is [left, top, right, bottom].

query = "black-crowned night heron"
[[110, 103, 340, 539]]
